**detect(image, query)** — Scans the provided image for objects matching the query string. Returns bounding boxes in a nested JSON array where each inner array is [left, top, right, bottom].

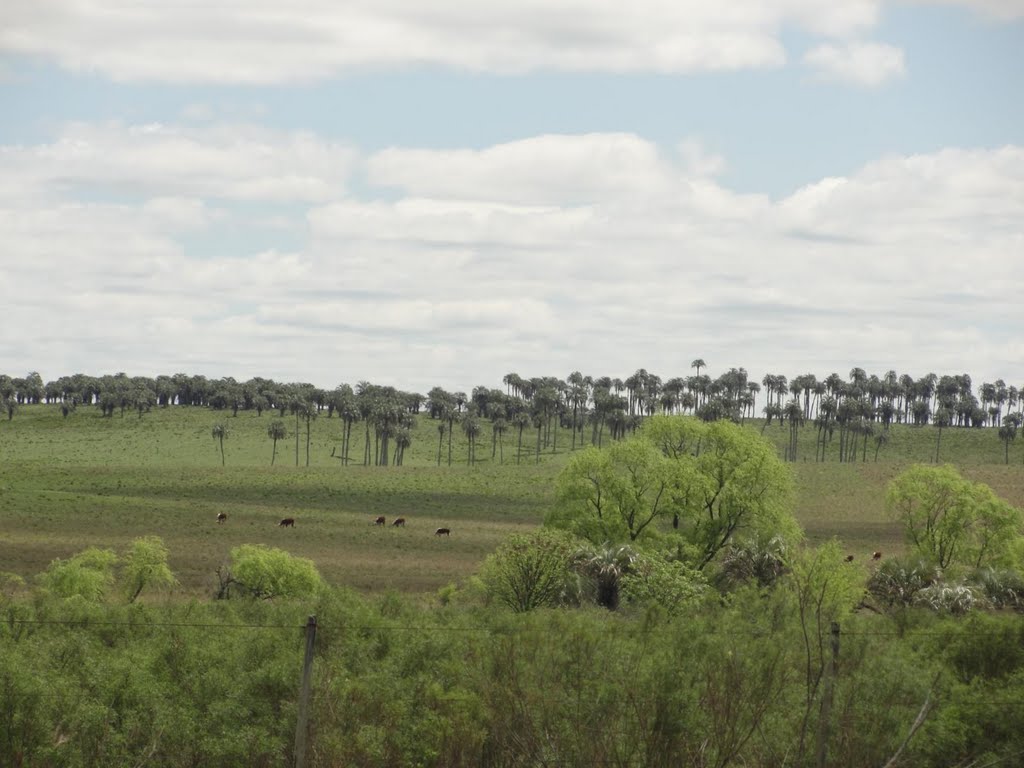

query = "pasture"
[[1, 404, 1022, 595]]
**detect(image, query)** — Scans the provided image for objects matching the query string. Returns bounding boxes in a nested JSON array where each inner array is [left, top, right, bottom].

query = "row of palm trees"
[[2, 365, 1022, 465]]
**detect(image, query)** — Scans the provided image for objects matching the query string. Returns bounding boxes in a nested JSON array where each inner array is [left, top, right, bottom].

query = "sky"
[[1, 0, 1022, 395]]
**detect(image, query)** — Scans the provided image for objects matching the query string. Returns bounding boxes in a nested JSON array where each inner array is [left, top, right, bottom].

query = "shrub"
[[39, 547, 118, 601], [223, 545, 323, 600], [479, 529, 580, 612], [868, 557, 941, 607]]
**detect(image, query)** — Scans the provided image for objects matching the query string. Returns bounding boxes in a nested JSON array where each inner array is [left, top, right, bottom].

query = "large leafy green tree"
[[887, 464, 1023, 570], [549, 416, 798, 568]]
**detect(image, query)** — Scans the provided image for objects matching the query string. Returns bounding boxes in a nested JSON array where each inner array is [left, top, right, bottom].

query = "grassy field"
[[1, 404, 1022, 596]]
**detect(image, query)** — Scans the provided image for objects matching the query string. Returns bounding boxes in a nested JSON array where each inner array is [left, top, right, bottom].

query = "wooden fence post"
[[294, 615, 317, 768]]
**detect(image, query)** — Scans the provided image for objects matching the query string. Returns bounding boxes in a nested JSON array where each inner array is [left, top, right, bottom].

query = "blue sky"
[[1, 0, 1022, 393]]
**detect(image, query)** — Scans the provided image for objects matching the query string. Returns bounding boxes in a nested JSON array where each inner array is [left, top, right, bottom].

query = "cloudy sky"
[[2, 1, 1022, 394]]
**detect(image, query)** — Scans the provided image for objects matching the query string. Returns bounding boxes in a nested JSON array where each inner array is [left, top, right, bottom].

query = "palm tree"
[[573, 543, 638, 610], [513, 412, 531, 465], [999, 414, 1020, 465], [784, 399, 803, 461], [691, 359, 706, 378], [491, 417, 507, 463], [873, 430, 889, 462], [211, 423, 228, 466], [436, 419, 447, 467], [934, 407, 952, 463], [462, 413, 480, 465], [267, 420, 287, 465]]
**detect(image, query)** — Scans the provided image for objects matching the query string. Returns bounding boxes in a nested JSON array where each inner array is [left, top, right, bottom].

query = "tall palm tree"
[[691, 359, 706, 378], [934, 407, 952, 463], [462, 413, 480, 465], [999, 415, 1019, 465], [267, 420, 287, 466], [873, 430, 889, 462], [211, 423, 228, 466], [513, 411, 531, 465], [491, 417, 507, 463], [784, 399, 804, 461], [436, 418, 447, 467]]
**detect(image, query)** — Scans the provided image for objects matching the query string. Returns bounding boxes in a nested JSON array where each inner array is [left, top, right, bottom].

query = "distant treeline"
[[2, 367, 1022, 465]]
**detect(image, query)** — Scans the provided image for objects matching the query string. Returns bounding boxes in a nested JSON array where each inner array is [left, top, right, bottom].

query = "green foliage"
[[39, 547, 118, 601], [969, 567, 1024, 610], [551, 440, 690, 543], [122, 536, 177, 602], [785, 539, 866, 627], [571, 542, 639, 610], [550, 416, 799, 569], [887, 464, 1023, 570], [227, 544, 323, 600], [619, 551, 707, 614], [479, 529, 580, 612], [715, 535, 791, 590], [868, 556, 942, 608]]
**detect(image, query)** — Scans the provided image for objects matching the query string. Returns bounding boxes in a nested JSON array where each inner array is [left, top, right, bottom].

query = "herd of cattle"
[[215, 511, 451, 536], [211, 512, 879, 557]]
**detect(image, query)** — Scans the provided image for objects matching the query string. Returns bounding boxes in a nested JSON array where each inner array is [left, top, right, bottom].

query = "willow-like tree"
[[549, 416, 798, 569], [267, 420, 287, 465], [211, 423, 228, 466], [887, 464, 1022, 569]]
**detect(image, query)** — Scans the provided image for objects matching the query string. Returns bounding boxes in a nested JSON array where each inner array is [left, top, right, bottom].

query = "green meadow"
[[1, 404, 1022, 595]]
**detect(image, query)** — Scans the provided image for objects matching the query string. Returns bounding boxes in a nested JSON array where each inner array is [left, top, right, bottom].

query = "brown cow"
[[279, 518, 295, 528], [217, 512, 228, 524], [392, 517, 406, 527], [844, 554, 854, 562], [434, 527, 451, 537], [872, 551, 882, 560], [373, 515, 386, 526]]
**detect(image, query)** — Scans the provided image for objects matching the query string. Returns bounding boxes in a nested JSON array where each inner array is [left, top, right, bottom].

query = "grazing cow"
[[217, 512, 228, 524], [434, 527, 451, 537], [373, 515, 386, 526], [279, 518, 296, 528], [872, 551, 882, 560], [392, 517, 406, 527], [844, 554, 854, 562]]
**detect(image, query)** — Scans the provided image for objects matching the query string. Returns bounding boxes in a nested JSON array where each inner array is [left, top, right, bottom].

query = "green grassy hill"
[[1, 405, 1021, 595]]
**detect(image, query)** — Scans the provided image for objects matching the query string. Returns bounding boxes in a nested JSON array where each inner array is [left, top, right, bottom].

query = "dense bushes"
[[4, 572, 1024, 767]]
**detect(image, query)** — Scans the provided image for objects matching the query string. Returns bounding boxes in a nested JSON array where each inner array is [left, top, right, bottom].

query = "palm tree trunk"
[[271, 438, 277, 466]]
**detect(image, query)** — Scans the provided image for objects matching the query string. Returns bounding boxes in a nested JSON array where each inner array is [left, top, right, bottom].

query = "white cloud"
[[804, 41, 906, 86], [0, 122, 355, 203], [0, 0, 887, 83], [902, 0, 1024, 20], [1, 124, 1022, 391]]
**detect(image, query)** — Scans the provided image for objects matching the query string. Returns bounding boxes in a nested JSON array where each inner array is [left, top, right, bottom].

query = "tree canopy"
[[548, 415, 799, 568], [886, 464, 1023, 570]]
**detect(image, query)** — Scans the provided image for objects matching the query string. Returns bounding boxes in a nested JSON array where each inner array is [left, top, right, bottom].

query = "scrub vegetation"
[[1, 367, 1023, 766]]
